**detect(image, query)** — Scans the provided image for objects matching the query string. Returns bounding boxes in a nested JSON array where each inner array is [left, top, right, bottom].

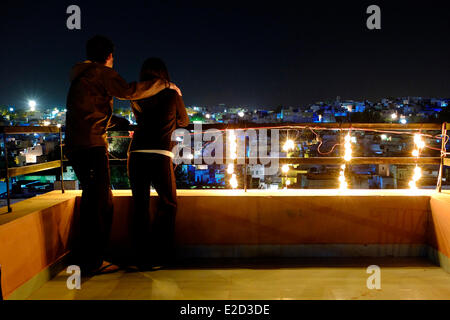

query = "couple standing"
[[65, 35, 189, 274]]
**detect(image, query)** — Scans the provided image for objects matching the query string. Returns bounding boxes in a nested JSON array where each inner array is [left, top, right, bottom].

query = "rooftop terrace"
[[0, 122, 449, 300], [0, 189, 449, 300]]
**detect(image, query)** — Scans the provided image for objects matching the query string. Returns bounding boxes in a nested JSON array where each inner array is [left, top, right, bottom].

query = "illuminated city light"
[[391, 113, 398, 120], [238, 111, 245, 118], [400, 118, 407, 124], [28, 100, 36, 111], [43, 121, 50, 126]]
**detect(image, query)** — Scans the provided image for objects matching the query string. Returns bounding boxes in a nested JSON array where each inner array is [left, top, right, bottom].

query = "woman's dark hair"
[[140, 58, 170, 82], [86, 35, 114, 63]]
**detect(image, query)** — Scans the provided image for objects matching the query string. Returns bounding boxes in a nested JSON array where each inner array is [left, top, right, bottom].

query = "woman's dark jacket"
[[129, 88, 189, 153]]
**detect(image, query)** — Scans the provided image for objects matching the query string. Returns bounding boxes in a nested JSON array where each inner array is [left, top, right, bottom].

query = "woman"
[[128, 57, 189, 268]]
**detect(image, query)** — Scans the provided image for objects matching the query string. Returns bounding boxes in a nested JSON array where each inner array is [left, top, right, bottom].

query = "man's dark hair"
[[140, 57, 170, 82], [86, 35, 114, 63]]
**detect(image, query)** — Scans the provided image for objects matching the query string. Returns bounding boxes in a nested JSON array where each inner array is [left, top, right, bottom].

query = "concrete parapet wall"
[[1, 189, 450, 299]]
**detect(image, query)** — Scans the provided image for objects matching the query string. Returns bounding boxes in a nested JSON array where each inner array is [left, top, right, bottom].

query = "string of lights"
[[408, 133, 425, 189], [338, 132, 353, 189], [107, 123, 446, 190], [227, 129, 238, 189]]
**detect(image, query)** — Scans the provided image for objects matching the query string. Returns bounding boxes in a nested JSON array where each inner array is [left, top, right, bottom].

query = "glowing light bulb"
[[282, 164, 289, 173], [230, 174, 238, 189], [28, 100, 36, 112], [228, 130, 238, 189], [413, 166, 422, 181], [339, 164, 348, 189], [409, 165, 422, 190], [286, 180, 291, 186], [343, 133, 353, 163], [409, 135, 425, 190], [414, 134, 420, 145], [283, 139, 295, 152]]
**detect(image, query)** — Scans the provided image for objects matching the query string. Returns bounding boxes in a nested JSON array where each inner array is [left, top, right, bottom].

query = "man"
[[65, 35, 182, 275]]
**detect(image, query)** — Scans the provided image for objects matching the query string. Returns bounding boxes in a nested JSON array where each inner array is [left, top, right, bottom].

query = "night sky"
[[1, 0, 450, 109]]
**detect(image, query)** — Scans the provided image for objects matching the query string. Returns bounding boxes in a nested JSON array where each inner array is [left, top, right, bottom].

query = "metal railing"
[[0, 121, 447, 213], [109, 121, 447, 191], [1, 126, 64, 212], [437, 122, 450, 192]]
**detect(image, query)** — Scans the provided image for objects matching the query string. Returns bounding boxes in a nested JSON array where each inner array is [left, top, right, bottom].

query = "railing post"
[[59, 127, 65, 194], [436, 122, 447, 193], [3, 134, 11, 213], [244, 134, 247, 192]]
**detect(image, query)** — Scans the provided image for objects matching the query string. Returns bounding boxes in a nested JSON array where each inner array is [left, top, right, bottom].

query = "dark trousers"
[[127, 152, 177, 262], [67, 146, 114, 271]]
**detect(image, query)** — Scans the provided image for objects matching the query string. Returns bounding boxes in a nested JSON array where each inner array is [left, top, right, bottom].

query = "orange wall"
[[1, 190, 448, 299], [108, 195, 430, 246], [0, 198, 76, 298], [428, 193, 450, 259]]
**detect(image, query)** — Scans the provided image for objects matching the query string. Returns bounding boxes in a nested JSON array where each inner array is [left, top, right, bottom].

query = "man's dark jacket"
[[65, 61, 168, 152]]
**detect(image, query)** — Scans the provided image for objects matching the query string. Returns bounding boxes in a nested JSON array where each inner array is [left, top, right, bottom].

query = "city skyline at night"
[[1, 1, 450, 109]]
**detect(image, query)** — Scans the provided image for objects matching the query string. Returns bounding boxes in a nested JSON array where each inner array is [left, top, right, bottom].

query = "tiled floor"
[[26, 258, 450, 300]]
